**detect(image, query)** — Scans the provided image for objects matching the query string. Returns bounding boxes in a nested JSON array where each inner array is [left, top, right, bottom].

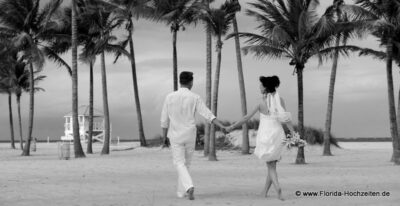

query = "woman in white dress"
[[227, 76, 296, 200]]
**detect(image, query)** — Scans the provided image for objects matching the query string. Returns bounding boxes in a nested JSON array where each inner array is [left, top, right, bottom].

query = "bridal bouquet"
[[282, 132, 306, 150]]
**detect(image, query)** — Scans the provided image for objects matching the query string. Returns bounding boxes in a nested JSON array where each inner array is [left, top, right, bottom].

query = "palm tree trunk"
[[204, 0, 212, 156], [385, 39, 400, 164], [71, 0, 85, 158], [295, 64, 306, 164], [87, 61, 94, 154], [100, 51, 111, 155], [16, 95, 23, 150], [172, 28, 178, 91], [8, 92, 15, 149], [128, 29, 147, 147], [232, 16, 249, 155], [22, 63, 35, 156], [397, 79, 400, 154], [323, 36, 340, 156], [209, 37, 223, 161]]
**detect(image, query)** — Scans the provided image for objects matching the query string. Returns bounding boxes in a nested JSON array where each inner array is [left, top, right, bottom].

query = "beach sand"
[[0, 142, 399, 206]]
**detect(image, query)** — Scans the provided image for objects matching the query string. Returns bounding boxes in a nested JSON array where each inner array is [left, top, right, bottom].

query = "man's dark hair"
[[179, 71, 193, 85]]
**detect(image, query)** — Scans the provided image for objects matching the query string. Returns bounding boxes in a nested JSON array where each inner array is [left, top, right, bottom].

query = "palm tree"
[[77, 0, 133, 155], [322, 0, 366, 156], [0, 0, 75, 156], [235, 0, 365, 164], [107, 0, 153, 147], [323, 0, 345, 156], [152, 0, 200, 91], [0, 43, 16, 149], [202, 0, 239, 161], [203, 0, 212, 157], [229, 0, 249, 155], [0, 80, 15, 149], [87, 60, 95, 154], [13, 61, 29, 150], [71, 0, 86, 158], [13, 62, 46, 151], [355, 0, 400, 164]]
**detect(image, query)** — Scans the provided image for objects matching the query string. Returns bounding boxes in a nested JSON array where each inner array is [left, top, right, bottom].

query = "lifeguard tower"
[[61, 105, 111, 143]]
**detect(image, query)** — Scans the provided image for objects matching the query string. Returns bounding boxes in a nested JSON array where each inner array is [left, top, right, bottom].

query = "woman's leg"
[[267, 160, 284, 200], [263, 162, 273, 197]]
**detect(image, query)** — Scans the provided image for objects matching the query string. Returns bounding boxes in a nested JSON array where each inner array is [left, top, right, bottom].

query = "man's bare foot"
[[186, 187, 195, 200], [277, 188, 284, 201]]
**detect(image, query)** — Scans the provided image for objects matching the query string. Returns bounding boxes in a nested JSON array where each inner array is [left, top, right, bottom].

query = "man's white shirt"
[[161, 88, 216, 144]]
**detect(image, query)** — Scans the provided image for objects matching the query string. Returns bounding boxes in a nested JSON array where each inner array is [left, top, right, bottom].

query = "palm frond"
[[358, 48, 386, 60], [104, 43, 133, 63], [242, 45, 289, 60], [317, 45, 364, 62], [42, 46, 72, 76]]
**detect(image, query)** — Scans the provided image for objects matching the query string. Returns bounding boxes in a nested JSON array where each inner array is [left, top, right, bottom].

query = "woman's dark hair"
[[259, 75, 280, 93]]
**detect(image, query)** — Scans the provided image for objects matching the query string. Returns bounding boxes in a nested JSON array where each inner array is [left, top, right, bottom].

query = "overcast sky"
[[0, 0, 398, 141]]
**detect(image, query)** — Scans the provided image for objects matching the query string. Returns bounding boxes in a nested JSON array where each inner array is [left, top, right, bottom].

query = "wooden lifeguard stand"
[[61, 105, 111, 143]]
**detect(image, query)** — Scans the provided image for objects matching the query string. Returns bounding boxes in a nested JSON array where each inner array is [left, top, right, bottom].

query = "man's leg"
[[171, 142, 194, 198], [184, 141, 195, 169], [184, 141, 196, 200]]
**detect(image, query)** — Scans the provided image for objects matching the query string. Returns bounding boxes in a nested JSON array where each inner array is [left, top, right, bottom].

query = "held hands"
[[224, 125, 235, 133]]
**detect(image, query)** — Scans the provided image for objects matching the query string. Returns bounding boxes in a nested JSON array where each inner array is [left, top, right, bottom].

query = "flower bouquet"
[[282, 132, 306, 150]]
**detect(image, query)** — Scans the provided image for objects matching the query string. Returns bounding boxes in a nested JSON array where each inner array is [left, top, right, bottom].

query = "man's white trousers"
[[170, 140, 195, 197]]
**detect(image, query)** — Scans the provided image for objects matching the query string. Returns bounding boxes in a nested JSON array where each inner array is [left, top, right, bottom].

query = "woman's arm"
[[227, 104, 259, 132]]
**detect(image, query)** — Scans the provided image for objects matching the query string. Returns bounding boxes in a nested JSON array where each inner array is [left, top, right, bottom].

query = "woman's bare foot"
[[277, 188, 284, 201]]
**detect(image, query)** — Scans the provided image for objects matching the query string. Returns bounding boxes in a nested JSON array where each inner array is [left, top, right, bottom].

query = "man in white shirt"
[[161, 71, 227, 200]]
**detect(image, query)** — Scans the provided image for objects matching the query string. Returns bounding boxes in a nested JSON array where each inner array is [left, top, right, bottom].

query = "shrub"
[[196, 120, 340, 148]]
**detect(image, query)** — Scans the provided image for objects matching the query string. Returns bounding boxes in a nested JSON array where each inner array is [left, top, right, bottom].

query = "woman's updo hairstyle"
[[259, 75, 280, 93]]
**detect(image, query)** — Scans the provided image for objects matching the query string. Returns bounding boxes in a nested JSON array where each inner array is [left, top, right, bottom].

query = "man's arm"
[[196, 97, 227, 132], [162, 127, 170, 148], [160, 97, 170, 148], [212, 118, 228, 133]]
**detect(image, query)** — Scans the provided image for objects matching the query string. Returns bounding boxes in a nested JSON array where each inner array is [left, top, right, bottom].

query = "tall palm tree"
[[322, 0, 366, 156], [13, 61, 30, 151], [202, 0, 239, 161], [87, 60, 95, 153], [0, 0, 75, 156], [71, 0, 86, 158], [0, 43, 16, 149], [203, 0, 212, 157], [0, 80, 15, 149], [0, 84, 16, 149], [77, 0, 133, 155], [234, 0, 365, 164], [323, 0, 345, 156], [152, 0, 200, 91], [229, 0, 249, 154], [107, 0, 153, 147], [355, 0, 400, 164], [13, 62, 46, 151], [58, 2, 98, 154]]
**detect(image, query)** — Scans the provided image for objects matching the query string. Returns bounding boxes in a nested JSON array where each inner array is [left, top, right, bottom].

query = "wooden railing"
[[64, 122, 104, 131]]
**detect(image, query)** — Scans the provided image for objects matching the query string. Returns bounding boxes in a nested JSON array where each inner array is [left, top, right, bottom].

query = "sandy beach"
[[0, 142, 399, 206]]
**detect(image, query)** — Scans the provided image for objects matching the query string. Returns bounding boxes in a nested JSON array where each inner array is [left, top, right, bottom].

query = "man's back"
[[161, 88, 215, 143]]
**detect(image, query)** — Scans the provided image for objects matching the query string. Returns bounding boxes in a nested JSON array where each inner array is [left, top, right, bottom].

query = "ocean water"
[[339, 142, 392, 150]]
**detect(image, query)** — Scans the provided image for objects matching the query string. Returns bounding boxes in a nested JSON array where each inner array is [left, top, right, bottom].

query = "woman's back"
[[255, 93, 286, 161]]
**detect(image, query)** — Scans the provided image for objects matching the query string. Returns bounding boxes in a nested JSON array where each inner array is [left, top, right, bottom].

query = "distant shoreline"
[[336, 137, 392, 142], [0, 137, 392, 143]]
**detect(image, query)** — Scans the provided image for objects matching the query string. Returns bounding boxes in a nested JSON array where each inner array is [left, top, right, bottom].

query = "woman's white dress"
[[254, 92, 290, 162]]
